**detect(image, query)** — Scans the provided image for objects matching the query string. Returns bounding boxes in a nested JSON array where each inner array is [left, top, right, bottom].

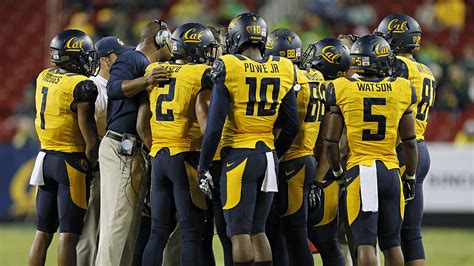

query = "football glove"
[[308, 181, 323, 209], [198, 169, 215, 200], [403, 174, 416, 204]]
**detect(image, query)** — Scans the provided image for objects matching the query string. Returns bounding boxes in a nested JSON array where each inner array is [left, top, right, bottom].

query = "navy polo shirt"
[[106, 50, 150, 135]]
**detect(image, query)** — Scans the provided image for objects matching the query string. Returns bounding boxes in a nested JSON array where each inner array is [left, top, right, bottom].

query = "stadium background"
[[0, 0, 472, 265]]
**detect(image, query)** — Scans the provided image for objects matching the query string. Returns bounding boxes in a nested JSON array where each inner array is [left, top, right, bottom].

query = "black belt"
[[106, 131, 147, 152]]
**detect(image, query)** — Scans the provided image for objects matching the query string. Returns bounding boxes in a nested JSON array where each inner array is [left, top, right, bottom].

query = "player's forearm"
[[315, 144, 330, 182], [136, 101, 152, 150], [325, 141, 341, 171], [77, 102, 99, 168], [401, 139, 418, 177]]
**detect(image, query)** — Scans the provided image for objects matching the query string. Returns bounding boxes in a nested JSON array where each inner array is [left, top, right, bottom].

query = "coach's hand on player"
[[403, 174, 416, 204], [198, 169, 215, 200], [145, 66, 171, 85], [308, 181, 322, 209]]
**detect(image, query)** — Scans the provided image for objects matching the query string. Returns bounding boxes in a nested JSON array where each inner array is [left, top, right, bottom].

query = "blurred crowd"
[[9, 0, 474, 147]]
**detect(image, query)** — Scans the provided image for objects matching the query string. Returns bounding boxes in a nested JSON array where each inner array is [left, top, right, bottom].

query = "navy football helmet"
[[375, 13, 421, 53], [171, 23, 218, 64], [350, 35, 394, 77], [265, 28, 302, 65], [302, 38, 351, 80], [49, 29, 98, 76], [226, 13, 268, 55]]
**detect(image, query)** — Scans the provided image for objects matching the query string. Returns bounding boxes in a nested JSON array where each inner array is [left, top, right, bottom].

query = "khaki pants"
[[77, 171, 101, 266], [96, 136, 147, 266]]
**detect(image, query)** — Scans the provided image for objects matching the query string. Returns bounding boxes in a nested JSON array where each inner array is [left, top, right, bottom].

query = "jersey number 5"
[[156, 78, 176, 121], [362, 97, 386, 141], [246, 77, 281, 116]]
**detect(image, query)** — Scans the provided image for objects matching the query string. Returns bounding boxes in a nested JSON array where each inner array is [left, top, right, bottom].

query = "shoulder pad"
[[210, 59, 225, 82], [325, 82, 337, 107], [74, 80, 98, 103], [392, 58, 409, 79], [201, 68, 213, 90]]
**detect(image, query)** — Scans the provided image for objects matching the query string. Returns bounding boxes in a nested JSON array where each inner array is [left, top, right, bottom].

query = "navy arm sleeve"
[[198, 60, 229, 170], [275, 87, 299, 158]]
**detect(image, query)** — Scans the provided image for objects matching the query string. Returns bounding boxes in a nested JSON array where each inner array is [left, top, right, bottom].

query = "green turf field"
[[1, 224, 473, 265]]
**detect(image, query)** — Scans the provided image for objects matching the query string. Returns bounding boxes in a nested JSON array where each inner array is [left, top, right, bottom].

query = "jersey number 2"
[[246, 77, 280, 116], [156, 78, 176, 121], [362, 97, 386, 141]]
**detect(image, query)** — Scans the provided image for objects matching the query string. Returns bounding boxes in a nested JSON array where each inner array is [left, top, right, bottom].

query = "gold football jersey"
[[146, 62, 210, 156], [35, 68, 88, 153], [397, 56, 435, 140], [282, 68, 325, 162], [328, 77, 416, 170], [220, 54, 296, 149]]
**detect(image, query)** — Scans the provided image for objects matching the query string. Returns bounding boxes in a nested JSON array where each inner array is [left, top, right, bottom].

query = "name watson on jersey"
[[357, 82, 392, 92]]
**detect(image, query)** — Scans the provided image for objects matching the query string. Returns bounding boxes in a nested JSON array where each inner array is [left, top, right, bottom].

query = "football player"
[[198, 24, 233, 266], [376, 13, 436, 266], [324, 35, 418, 266], [28, 29, 99, 266], [137, 22, 216, 266], [264, 28, 325, 266], [197, 13, 299, 266], [302, 37, 351, 266]]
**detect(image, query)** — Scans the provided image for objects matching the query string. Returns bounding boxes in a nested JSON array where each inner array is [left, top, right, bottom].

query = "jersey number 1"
[[246, 77, 280, 116], [362, 97, 386, 141], [156, 78, 176, 121], [40, 86, 48, 130]]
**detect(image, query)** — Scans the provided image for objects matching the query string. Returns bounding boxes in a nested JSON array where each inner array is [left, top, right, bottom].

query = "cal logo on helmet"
[[65, 37, 84, 51], [266, 37, 278, 49], [387, 19, 408, 33], [321, 46, 342, 63], [183, 28, 204, 43], [375, 42, 389, 57], [228, 15, 241, 31]]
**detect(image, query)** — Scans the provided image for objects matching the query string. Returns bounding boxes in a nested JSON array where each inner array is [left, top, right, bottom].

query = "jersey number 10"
[[245, 77, 281, 116]]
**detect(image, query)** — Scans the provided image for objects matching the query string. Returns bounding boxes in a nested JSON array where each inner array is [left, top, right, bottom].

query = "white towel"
[[359, 162, 378, 212], [261, 152, 278, 192], [29, 151, 46, 186]]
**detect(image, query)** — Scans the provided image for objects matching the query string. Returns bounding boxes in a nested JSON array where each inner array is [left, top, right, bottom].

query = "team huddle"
[[28, 11, 435, 266]]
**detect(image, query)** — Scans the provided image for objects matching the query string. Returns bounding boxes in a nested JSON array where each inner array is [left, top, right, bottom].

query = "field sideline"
[[0, 224, 473, 265]]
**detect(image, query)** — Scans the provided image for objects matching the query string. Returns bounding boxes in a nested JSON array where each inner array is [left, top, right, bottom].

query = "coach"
[[96, 20, 172, 266]]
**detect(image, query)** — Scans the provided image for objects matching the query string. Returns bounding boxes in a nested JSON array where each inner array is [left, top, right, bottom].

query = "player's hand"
[[403, 174, 416, 204], [198, 169, 215, 200], [308, 181, 322, 209], [145, 66, 171, 85]]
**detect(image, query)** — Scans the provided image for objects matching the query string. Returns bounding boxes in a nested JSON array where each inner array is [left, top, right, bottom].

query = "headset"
[[152, 19, 171, 49]]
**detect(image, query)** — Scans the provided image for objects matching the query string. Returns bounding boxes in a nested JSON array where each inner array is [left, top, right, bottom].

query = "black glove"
[[308, 181, 323, 209], [403, 175, 416, 204], [198, 169, 215, 200]]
